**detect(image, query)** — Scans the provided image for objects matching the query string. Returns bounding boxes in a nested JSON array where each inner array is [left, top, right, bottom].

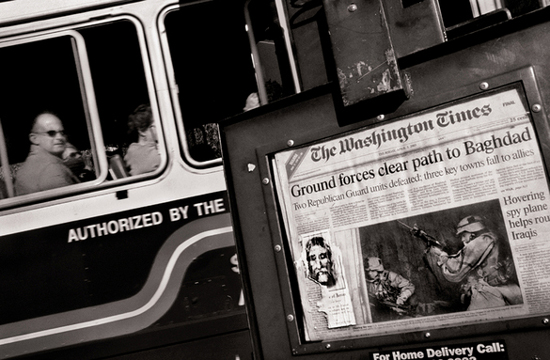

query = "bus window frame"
[[273, 0, 301, 95], [70, 31, 109, 184], [244, 0, 269, 107], [0, 15, 166, 209], [244, 0, 301, 104], [158, 3, 223, 169], [82, 15, 167, 182], [0, 121, 13, 198], [158, 1, 301, 169], [0, 30, 107, 205]]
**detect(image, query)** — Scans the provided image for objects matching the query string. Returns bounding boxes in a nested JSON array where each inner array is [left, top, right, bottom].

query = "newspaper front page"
[[272, 86, 550, 341]]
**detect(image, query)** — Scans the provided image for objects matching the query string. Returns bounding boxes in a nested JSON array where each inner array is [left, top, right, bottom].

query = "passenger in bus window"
[[124, 104, 160, 176], [63, 143, 95, 182], [243, 92, 260, 112], [14, 112, 80, 195]]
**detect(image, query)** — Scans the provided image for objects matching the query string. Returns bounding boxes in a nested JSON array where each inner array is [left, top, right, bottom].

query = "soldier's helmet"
[[456, 215, 486, 235], [366, 257, 384, 272]]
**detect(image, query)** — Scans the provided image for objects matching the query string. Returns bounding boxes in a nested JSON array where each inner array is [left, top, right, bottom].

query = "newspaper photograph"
[[272, 85, 550, 341]]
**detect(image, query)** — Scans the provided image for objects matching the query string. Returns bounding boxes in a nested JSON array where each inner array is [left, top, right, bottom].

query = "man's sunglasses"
[[34, 130, 66, 137]]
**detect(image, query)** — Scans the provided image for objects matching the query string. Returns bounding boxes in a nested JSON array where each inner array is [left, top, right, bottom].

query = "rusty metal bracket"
[[322, 0, 411, 125]]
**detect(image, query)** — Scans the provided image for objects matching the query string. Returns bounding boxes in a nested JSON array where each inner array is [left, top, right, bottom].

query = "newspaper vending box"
[[219, 5, 550, 360]]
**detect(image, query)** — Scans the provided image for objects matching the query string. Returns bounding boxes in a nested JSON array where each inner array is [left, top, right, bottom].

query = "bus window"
[[0, 18, 162, 205], [439, 0, 544, 39], [245, 0, 298, 104], [162, 0, 298, 165], [0, 35, 94, 197], [284, 0, 332, 91], [78, 20, 160, 178]]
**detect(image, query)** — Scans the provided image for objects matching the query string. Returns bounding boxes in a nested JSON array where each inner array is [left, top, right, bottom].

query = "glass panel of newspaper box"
[[273, 86, 550, 341]]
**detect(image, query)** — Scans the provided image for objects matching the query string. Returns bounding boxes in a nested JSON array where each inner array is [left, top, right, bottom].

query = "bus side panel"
[[0, 192, 247, 359]]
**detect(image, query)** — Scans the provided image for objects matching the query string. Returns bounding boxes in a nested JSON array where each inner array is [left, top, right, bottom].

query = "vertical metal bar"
[[71, 36, 97, 177], [274, 0, 302, 94], [0, 119, 14, 198], [383, 0, 446, 59], [244, 0, 269, 106], [70, 31, 108, 181]]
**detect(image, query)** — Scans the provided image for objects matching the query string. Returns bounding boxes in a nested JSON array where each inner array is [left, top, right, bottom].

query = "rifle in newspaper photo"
[[397, 220, 443, 248], [377, 300, 417, 317]]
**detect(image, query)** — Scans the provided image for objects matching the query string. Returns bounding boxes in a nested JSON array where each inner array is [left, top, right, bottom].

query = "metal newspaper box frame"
[[219, 67, 550, 358]]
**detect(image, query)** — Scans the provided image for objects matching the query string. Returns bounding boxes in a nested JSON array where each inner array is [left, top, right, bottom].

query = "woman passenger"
[[124, 104, 160, 176]]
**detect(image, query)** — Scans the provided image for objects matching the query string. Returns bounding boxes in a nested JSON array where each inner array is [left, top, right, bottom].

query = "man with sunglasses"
[[15, 112, 79, 195]]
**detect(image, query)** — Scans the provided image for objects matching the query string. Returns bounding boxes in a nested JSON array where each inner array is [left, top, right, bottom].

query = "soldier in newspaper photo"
[[413, 214, 523, 311], [358, 200, 523, 321], [364, 257, 417, 321]]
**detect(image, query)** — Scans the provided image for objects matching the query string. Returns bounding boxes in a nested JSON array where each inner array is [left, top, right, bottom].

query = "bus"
[[0, 0, 285, 358], [0, 0, 549, 359]]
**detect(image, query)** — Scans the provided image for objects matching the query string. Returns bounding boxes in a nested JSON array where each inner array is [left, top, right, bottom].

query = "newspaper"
[[272, 86, 550, 341]]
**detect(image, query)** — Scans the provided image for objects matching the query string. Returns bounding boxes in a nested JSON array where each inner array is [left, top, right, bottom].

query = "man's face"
[[367, 270, 379, 281], [308, 245, 332, 284], [459, 231, 474, 245], [31, 114, 67, 157]]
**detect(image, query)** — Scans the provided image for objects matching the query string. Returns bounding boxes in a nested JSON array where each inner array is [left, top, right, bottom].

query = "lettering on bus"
[[67, 198, 226, 242]]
